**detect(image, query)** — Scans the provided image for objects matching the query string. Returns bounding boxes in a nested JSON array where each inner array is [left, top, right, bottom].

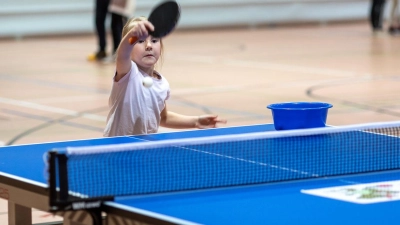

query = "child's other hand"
[[196, 115, 227, 129]]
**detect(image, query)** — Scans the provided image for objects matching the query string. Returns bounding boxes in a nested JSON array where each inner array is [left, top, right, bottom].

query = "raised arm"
[[114, 21, 154, 82]]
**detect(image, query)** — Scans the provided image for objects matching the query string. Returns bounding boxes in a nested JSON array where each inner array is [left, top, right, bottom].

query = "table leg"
[[8, 201, 32, 225]]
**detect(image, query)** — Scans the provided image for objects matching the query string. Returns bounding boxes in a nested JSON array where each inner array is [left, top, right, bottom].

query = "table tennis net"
[[48, 121, 400, 200]]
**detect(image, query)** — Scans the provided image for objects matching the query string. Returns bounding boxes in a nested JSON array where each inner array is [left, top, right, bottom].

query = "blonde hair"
[[122, 17, 164, 69]]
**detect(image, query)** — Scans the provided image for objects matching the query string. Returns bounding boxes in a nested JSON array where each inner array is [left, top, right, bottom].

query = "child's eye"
[[138, 40, 145, 43], [152, 39, 159, 43]]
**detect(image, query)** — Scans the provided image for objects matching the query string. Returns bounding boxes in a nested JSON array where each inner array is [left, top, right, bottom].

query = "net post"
[[48, 150, 69, 211], [58, 154, 69, 201], [48, 150, 58, 210]]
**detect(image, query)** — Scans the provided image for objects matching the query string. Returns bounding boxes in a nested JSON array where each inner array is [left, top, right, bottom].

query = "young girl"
[[104, 17, 226, 137]]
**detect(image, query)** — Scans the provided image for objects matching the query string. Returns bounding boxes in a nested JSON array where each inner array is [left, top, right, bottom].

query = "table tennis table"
[[1, 123, 400, 225]]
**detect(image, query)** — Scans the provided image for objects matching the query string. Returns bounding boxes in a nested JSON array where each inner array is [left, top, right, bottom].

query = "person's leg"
[[389, 0, 399, 33], [396, 0, 400, 27], [94, 0, 110, 58], [371, 0, 380, 29], [110, 13, 125, 54], [371, 0, 386, 31], [376, 0, 386, 29]]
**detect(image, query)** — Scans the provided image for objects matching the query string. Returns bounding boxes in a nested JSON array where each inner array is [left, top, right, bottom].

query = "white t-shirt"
[[104, 61, 170, 137]]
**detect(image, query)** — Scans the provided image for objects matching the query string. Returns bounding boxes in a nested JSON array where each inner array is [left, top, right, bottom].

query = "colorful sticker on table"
[[301, 180, 400, 204]]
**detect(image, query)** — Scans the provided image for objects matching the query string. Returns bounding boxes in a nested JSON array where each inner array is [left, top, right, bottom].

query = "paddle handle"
[[129, 37, 138, 45]]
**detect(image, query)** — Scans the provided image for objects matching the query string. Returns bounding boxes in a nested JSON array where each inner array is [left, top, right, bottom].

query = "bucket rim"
[[267, 102, 333, 110]]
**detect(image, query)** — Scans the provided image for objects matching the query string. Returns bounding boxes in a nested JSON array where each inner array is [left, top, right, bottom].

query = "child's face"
[[131, 36, 161, 70]]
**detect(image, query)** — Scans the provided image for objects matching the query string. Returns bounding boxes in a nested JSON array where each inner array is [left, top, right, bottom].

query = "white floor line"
[[0, 97, 106, 122], [168, 54, 372, 78], [32, 95, 105, 104], [172, 84, 254, 95]]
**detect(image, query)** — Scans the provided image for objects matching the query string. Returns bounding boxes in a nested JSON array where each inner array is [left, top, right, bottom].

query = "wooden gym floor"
[[0, 21, 400, 224]]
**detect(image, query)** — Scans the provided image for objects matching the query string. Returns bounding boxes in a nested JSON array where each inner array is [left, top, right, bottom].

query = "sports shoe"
[[100, 55, 116, 64], [87, 50, 107, 61], [388, 26, 400, 36]]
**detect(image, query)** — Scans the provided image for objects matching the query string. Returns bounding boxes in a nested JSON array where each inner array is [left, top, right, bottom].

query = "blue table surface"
[[1, 123, 400, 225], [111, 170, 400, 225]]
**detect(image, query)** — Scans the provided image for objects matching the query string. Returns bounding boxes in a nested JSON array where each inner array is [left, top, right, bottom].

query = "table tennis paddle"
[[129, 0, 180, 44]]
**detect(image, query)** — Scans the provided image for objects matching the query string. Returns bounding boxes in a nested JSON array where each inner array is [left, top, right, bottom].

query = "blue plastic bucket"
[[267, 102, 333, 130]]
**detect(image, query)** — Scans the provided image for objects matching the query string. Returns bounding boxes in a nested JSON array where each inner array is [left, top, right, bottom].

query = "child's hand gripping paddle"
[[129, 0, 180, 44]]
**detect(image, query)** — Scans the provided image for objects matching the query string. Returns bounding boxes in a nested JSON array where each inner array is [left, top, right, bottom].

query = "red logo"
[[0, 186, 10, 200]]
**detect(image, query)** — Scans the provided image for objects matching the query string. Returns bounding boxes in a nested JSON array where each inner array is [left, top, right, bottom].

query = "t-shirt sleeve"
[[109, 61, 139, 106], [113, 61, 138, 84]]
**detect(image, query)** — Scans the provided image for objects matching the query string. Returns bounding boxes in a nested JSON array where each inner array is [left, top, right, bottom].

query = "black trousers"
[[95, 0, 125, 53], [370, 0, 386, 29]]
